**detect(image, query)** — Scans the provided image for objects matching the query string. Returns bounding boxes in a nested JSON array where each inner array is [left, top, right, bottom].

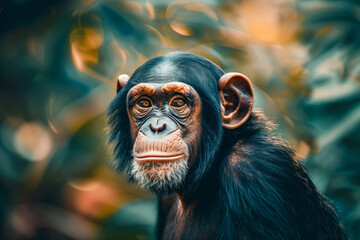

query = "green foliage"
[[298, 0, 360, 238]]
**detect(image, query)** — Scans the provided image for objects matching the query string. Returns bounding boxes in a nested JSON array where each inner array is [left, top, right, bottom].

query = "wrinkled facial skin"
[[126, 82, 201, 194]]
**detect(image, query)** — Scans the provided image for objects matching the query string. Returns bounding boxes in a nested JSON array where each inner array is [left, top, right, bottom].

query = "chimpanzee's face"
[[126, 82, 202, 193], [108, 52, 254, 195]]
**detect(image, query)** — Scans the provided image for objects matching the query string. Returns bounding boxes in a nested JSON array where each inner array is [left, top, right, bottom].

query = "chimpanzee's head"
[[107, 52, 253, 195]]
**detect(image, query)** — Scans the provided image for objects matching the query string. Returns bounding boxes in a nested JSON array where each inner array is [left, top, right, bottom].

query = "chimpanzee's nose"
[[140, 116, 178, 137], [150, 121, 166, 133]]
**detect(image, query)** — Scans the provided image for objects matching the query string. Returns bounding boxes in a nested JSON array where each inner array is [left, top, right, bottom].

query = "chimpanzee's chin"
[[130, 159, 188, 194]]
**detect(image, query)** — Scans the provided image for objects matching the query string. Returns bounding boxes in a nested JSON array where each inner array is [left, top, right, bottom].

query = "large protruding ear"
[[116, 74, 130, 93], [219, 72, 254, 129]]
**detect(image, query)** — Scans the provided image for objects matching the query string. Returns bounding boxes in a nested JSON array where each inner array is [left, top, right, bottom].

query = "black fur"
[[107, 52, 346, 240]]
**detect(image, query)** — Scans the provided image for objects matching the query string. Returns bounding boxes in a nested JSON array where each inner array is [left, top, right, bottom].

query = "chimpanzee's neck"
[[175, 174, 220, 208], [175, 141, 233, 208]]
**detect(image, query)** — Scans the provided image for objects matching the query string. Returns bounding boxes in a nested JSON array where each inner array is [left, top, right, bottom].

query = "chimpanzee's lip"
[[134, 152, 185, 162]]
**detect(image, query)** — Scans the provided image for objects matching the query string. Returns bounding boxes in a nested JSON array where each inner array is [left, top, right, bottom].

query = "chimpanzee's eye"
[[137, 98, 152, 108], [170, 97, 186, 107]]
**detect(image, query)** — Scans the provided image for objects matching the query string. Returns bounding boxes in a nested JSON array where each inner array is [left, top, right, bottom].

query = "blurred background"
[[0, 0, 359, 239]]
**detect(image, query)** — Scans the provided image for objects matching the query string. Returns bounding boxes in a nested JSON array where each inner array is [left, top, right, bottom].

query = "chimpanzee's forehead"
[[127, 53, 224, 97], [152, 61, 177, 75]]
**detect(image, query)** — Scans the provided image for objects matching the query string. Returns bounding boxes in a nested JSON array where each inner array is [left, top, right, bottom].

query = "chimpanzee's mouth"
[[134, 152, 185, 162]]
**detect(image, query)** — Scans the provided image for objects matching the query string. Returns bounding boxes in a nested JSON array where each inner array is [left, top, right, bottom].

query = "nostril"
[[150, 124, 156, 133], [158, 123, 166, 133]]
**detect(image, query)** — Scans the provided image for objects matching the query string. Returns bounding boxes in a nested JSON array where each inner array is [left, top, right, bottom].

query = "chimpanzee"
[[107, 52, 346, 240]]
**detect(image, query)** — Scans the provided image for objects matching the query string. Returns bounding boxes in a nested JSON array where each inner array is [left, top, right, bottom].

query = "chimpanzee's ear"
[[116, 74, 130, 93], [219, 72, 254, 129]]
